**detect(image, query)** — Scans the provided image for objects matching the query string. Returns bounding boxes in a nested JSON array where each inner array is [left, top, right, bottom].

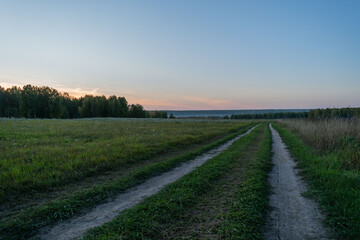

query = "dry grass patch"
[[278, 118, 360, 169]]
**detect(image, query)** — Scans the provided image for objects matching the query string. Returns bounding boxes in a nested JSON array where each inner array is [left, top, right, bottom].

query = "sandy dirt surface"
[[264, 124, 330, 240], [36, 125, 258, 240]]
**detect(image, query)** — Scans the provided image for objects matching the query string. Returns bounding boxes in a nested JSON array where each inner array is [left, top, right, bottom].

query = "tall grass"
[[279, 118, 360, 169]]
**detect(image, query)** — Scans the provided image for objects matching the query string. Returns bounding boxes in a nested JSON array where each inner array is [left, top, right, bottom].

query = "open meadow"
[[0, 118, 253, 200], [0, 118, 256, 239], [1, 117, 359, 240]]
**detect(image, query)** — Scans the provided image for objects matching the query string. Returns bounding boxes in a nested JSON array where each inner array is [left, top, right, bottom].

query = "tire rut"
[[264, 124, 331, 240]]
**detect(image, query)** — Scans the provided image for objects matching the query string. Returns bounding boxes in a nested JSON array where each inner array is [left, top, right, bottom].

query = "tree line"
[[229, 108, 360, 120], [229, 111, 309, 119], [307, 108, 360, 120], [0, 85, 168, 119]]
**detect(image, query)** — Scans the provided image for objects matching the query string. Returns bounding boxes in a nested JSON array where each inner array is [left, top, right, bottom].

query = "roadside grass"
[[82, 124, 267, 240], [273, 123, 360, 239], [0, 121, 256, 240], [0, 118, 251, 201], [279, 119, 360, 170]]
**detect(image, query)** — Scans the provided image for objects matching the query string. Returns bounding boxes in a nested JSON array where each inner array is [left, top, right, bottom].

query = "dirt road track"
[[264, 124, 330, 240], [36, 125, 258, 240]]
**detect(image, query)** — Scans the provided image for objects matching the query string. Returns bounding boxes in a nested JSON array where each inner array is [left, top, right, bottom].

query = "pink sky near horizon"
[[1, 79, 356, 111], [0, 80, 251, 110]]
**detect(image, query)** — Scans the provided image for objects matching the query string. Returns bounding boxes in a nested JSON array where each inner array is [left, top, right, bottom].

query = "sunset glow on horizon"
[[1, 1, 359, 110]]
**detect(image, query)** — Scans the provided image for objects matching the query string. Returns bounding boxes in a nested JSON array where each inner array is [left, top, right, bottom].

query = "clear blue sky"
[[1, 0, 359, 110]]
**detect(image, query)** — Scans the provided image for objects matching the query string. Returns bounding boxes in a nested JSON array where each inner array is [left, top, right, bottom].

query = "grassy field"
[[275, 119, 360, 239], [3, 117, 358, 240], [0, 118, 256, 239], [82, 124, 272, 239], [0, 118, 252, 201]]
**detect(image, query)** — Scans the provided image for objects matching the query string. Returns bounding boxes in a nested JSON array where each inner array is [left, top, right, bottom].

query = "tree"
[[128, 104, 146, 118], [149, 110, 168, 118], [79, 95, 95, 118], [20, 85, 38, 118], [117, 97, 128, 117], [0, 84, 145, 119]]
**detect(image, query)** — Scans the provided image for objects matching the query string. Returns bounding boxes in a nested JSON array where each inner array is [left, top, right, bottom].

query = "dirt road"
[[37, 125, 258, 240], [264, 124, 330, 240]]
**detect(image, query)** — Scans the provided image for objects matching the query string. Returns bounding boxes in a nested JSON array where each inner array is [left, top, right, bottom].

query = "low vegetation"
[[274, 121, 360, 239], [82, 124, 272, 239], [2, 111, 358, 240], [0, 119, 255, 240], [218, 124, 272, 239], [0, 119, 252, 202], [149, 110, 168, 118], [280, 118, 360, 169]]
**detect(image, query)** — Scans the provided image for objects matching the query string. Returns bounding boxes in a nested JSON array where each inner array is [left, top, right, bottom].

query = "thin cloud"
[[184, 96, 232, 107], [0, 76, 100, 98], [54, 86, 100, 98]]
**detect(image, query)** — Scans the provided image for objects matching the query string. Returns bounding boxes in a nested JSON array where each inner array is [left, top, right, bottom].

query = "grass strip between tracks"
[[273, 123, 360, 240], [160, 124, 272, 239], [0, 123, 256, 240], [82, 124, 266, 240], [217, 123, 272, 239]]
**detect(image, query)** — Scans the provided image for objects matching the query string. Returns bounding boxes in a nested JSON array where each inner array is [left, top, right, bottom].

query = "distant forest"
[[1, 85, 359, 120], [0, 85, 167, 119], [230, 108, 360, 120]]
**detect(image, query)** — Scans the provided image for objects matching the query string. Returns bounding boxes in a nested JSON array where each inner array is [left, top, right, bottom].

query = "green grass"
[[81, 124, 269, 240], [273, 123, 360, 239], [0, 120, 256, 240], [218, 124, 272, 239], [158, 124, 272, 239], [0, 118, 250, 201]]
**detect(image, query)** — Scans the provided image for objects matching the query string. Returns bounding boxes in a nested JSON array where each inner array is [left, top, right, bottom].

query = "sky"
[[0, 0, 359, 110]]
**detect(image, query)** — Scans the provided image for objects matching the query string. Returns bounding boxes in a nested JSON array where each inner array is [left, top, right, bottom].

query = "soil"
[[264, 124, 331, 240]]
